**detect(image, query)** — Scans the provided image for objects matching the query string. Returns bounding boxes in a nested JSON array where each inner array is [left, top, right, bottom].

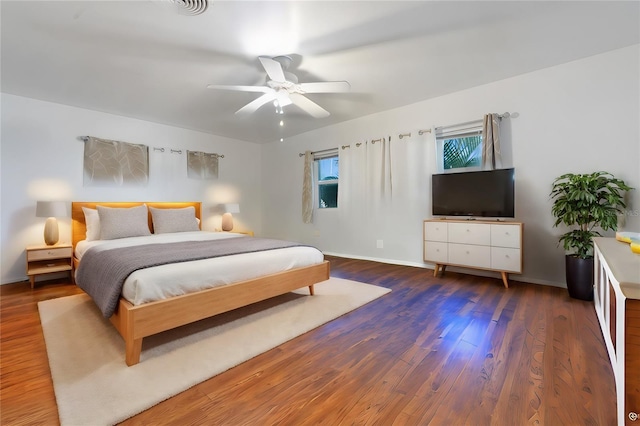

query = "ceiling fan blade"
[[289, 93, 330, 118], [207, 84, 272, 93], [298, 81, 351, 94], [259, 57, 286, 82], [235, 92, 278, 116]]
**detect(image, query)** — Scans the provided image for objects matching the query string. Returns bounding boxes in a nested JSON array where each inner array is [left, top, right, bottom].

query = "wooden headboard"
[[71, 202, 202, 250]]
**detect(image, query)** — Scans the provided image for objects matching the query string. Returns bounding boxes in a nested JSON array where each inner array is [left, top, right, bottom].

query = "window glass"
[[442, 135, 483, 170], [435, 121, 483, 172], [317, 156, 338, 208]]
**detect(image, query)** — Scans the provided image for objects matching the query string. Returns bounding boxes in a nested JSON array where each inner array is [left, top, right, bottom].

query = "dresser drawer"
[[27, 247, 73, 261], [448, 243, 491, 269], [491, 224, 521, 248], [424, 241, 448, 263], [424, 221, 448, 242], [491, 247, 521, 272], [448, 223, 491, 246]]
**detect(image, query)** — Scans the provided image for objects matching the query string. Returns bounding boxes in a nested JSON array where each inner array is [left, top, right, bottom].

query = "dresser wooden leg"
[[501, 272, 509, 288]]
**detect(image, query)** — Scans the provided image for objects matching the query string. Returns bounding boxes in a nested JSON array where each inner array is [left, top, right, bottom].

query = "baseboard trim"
[[323, 251, 566, 289]]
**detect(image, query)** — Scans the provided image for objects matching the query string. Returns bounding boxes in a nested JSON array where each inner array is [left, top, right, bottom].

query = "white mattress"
[[75, 232, 325, 306]]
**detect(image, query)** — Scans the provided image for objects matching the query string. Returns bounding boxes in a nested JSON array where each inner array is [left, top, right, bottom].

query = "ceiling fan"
[[207, 56, 350, 118]]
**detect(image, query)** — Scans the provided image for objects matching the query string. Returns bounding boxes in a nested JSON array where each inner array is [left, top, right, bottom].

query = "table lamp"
[[36, 201, 68, 245], [221, 203, 240, 231]]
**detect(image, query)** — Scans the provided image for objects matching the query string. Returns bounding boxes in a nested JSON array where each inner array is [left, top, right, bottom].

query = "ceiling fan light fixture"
[[276, 91, 292, 107], [207, 55, 350, 118]]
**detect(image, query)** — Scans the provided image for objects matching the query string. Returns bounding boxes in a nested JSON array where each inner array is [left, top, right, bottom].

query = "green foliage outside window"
[[443, 135, 482, 170]]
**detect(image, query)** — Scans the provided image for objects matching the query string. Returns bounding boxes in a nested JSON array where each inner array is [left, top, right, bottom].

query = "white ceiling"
[[2, 1, 639, 144]]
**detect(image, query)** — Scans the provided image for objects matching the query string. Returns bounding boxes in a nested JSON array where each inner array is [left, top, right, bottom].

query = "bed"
[[71, 201, 330, 366]]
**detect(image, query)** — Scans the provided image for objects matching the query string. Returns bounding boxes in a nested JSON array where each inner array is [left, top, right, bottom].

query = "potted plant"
[[550, 171, 632, 300]]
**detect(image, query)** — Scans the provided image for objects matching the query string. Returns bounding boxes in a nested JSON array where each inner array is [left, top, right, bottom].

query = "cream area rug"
[[38, 277, 390, 426]]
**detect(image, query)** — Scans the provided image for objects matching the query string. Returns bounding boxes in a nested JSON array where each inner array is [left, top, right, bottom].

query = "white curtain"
[[302, 150, 313, 223], [368, 137, 393, 208], [482, 113, 502, 169], [338, 146, 351, 223], [332, 142, 368, 251]]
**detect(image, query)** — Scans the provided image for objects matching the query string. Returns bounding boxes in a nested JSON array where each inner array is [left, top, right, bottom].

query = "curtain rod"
[[298, 147, 338, 157], [81, 136, 224, 157], [434, 112, 512, 132]]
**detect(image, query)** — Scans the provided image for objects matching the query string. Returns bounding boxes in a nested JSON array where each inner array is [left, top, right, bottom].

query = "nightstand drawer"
[[27, 247, 72, 261]]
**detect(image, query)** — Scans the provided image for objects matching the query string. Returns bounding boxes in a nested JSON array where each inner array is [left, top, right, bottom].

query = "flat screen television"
[[431, 168, 515, 218]]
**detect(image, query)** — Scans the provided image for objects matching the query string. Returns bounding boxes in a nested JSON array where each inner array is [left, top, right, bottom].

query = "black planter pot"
[[565, 255, 594, 301]]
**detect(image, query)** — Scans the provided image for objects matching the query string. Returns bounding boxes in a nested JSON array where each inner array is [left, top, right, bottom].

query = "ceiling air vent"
[[170, 0, 208, 16]]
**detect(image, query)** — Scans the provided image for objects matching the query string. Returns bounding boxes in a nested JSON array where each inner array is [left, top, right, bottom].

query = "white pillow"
[[82, 207, 101, 241], [149, 206, 200, 234], [96, 204, 151, 240]]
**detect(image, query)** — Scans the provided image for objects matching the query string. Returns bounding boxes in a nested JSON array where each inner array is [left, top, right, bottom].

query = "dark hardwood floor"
[[1, 256, 616, 425]]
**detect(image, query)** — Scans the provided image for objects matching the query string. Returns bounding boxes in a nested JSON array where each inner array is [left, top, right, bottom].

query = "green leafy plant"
[[443, 136, 482, 169], [550, 171, 632, 259]]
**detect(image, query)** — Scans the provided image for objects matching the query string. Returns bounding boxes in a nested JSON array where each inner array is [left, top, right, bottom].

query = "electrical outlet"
[[376, 239, 384, 249]]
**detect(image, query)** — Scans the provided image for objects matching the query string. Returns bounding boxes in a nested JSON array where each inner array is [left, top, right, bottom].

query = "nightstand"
[[26, 243, 73, 289]]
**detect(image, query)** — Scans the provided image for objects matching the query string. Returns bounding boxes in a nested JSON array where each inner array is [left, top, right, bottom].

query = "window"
[[316, 155, 339, 208], [435, 121, 483, 172]]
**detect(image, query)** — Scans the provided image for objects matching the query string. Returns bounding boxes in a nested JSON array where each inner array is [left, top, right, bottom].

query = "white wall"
[[2, 45, 638, 287], [261, 45, 640, 287], [0, 94, 262, 284]]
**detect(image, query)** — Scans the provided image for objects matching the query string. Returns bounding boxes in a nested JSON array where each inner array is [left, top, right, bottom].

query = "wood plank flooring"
[[1, 256, 616, 425]]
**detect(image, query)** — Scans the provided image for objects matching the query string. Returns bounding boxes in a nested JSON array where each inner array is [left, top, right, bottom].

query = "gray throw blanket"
[[76, 237, 306, 318]]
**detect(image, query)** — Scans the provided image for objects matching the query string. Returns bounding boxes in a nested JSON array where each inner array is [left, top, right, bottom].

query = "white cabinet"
[[491, 247, 521, 272], [448, 243, 491, 269], [424, 221, 447, 242], [491, 224, 521, 247], [424, 241, 448, 263], [423, 219, 523, 288], [593, 237, 640, 425], [448, 223, 490, 246]]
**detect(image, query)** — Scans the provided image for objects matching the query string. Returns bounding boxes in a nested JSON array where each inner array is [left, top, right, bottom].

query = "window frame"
[[435, 120, 483, 173]]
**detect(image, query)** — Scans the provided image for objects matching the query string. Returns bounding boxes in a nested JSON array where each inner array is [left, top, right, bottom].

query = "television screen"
[[431, 168, 515, 218]]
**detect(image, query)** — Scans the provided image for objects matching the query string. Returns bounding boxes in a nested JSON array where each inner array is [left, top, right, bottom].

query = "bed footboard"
[[109, 261, 330, 366]]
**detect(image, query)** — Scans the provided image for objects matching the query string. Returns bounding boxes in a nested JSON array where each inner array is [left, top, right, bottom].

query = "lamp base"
[[44, 217, 59, 245], [221, 213, 234, 232]]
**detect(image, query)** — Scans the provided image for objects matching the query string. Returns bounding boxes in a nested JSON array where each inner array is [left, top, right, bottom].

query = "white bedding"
[[75, 232, 325, 306]]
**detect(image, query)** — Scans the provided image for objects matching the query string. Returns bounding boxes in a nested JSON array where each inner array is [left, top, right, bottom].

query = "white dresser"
[[423, 219, 523, 288], [593, 237, 640, 425]]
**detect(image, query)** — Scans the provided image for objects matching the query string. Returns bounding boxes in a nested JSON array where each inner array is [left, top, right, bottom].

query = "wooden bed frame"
[[71, 201, 330, 366]]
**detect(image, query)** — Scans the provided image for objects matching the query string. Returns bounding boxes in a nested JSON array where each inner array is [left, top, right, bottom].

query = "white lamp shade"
[[223, 203, 240, 214], [221, 203, 240, 231], [36, 201, 68, 218]]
